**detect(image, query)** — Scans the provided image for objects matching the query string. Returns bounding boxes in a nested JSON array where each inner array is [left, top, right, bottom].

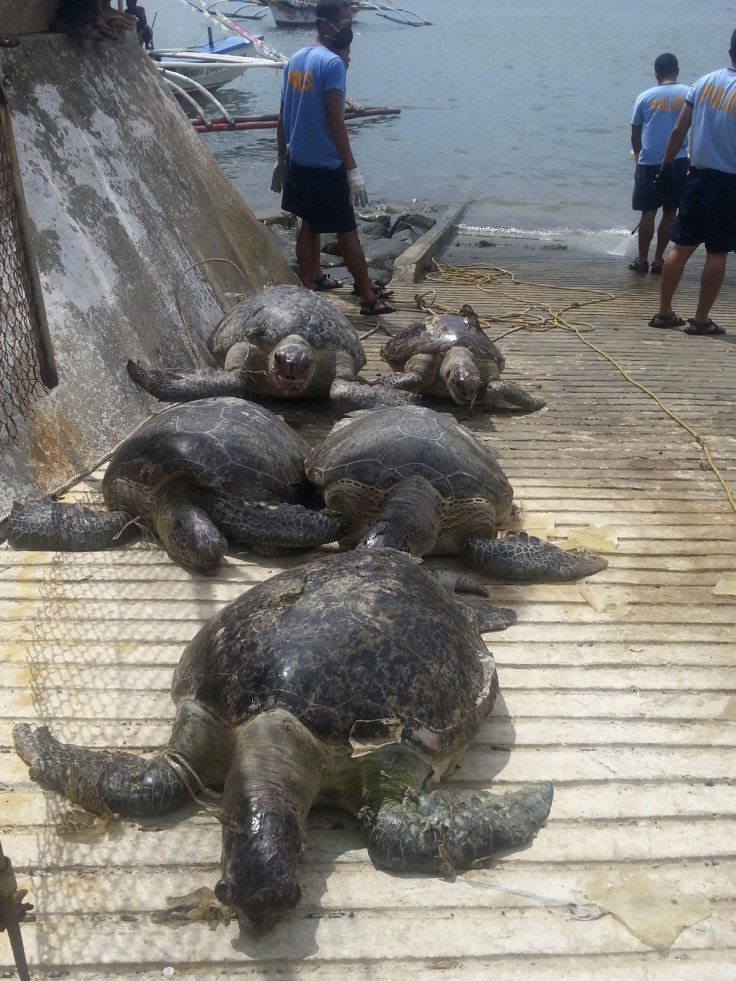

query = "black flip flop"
[[0, 35, 20, 47], [685, 318, 726, 336]]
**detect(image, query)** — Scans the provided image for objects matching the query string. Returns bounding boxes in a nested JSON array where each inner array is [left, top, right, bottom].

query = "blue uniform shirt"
[[631, 82, 690, 165], [280, 45, 346, 170], [686, 67, 736, 174]]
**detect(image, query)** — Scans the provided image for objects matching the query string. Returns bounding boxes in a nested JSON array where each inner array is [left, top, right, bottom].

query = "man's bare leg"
[[652, 208, 677, 268], [693, 251, 727, 323], [295, 220, 322, 290], [657, 243, 697, 317], [336, 229, 376, 304], [635, 210, 655, 265]]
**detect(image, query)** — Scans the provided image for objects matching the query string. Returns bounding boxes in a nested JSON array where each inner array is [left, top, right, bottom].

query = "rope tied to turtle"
[[164, 751, 222, 811]]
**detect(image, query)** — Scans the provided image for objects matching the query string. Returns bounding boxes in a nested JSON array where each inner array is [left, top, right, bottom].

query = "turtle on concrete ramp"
[[377, 305, 545, 411], [128, 284, 416, 411], [14, 548, 553, 934], [305, 405, 607, 581], [7, 398, 347, 575]]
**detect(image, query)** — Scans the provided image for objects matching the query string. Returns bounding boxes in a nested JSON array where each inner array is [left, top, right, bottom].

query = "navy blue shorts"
[[632, 158, 688, 212], [670, 167, 736, 253], [281, 159, 357, 234]]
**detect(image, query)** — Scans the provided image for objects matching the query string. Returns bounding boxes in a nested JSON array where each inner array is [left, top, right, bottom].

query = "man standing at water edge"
[[629, 53, 689, 275], [271, 0, 396, 315], [649, 30, 736, 335]]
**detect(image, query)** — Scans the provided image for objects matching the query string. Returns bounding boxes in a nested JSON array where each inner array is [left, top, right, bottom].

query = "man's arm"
[[661, 103, 693, 164], [276, 101, 287, 160], [324, 89, 357, 170], [631, 125, 642, 158]]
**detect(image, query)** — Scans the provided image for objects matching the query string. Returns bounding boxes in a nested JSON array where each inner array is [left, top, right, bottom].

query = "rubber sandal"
[[650, 263, 664, 275], [351, 279, 394, 299], [0, 35, 20, 47], [360, 298, 397, 316], [685, 318, 726, 336], [629, 259, 649, 273], [313, 274, 343, 292], [648, 312, 685, 329]]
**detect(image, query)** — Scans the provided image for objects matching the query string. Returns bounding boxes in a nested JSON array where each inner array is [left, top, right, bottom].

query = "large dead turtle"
[[377, 305, 545, 411], [305, 405, 607, 580], [128, 284, 415, 411], [7, 398, 347, 575], [13, 548, 553, 934]]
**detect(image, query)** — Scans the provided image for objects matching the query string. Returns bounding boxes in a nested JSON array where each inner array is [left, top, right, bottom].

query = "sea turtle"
[[305, 405, 607, 581], [13, 548, 553, 933], [127, 284, 415, 411], [376, 305, 545, 411], [7, 398, 347, 575]]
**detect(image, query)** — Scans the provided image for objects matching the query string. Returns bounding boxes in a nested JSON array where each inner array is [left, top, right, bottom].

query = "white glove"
[[271, 157, 286, 194], [347, 167, 368, 208]]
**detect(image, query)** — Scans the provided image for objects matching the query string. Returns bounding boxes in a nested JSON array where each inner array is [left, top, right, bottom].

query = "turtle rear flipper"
[[127, 359, 247, 402], [483, 380, 546, 413], [365, 782, 553, 873], [7, 500, 136, 551], [464, 530, 608, 581]]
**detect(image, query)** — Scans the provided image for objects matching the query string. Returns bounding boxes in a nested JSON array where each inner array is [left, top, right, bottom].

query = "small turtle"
[[306, 405, 607, 581], [377, 305, 545, 411], [13, 548, 553, 934], [128, 284, 415, 411], [7, 398, 347, 575]]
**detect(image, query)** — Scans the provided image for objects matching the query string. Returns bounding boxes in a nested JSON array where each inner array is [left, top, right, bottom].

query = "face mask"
[[322, 20, 353, 50]]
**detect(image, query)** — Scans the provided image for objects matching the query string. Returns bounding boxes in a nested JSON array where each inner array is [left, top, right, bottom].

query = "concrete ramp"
[[0, 34, 295, 515]]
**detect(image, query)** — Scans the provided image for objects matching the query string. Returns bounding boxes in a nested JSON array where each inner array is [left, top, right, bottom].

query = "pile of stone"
[[256, 203, 440, 284]]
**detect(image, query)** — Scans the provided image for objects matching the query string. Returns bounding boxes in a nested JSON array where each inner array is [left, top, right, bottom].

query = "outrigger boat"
[[152, 0, 287, 95], [150, 32, 272, 93], [266, 0, 430, 28]]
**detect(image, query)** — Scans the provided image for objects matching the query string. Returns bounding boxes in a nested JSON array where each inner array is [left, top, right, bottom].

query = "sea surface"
[[152, 0, 733, 250]]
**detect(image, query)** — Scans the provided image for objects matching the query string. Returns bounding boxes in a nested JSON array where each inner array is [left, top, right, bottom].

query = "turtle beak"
[[215, 877, 301, 936]]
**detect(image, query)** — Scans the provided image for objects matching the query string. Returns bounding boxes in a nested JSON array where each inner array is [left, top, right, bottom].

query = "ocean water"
[[152, 0, 733, 246]]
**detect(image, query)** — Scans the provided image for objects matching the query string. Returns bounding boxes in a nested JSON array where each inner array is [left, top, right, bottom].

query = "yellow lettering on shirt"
[[287, 70, 312, 92]]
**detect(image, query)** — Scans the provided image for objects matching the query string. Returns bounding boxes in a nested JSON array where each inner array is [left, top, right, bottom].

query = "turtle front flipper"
[[329, 377, 419, 411], [7, 500, 136, 551], [373, 370, 425, 394], [127, 359, 248, 402], [197, 491, 349, 551], [13, 724, 189, 817], [364, 781, 554, 874], [152, 480, 227, 576], [215, 709, 325, 934], [464, 530, 608, 581], [483, 380, 546, 413]]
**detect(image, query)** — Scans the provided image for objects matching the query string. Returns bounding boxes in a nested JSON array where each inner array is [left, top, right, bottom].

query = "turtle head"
[[269, 334, 315, 396], [440, 348, 482, 407], [216, 809, 304, 934]]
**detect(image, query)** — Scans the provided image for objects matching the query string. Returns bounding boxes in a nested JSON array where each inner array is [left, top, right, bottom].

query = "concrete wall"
[[0, 33, 295, 514]]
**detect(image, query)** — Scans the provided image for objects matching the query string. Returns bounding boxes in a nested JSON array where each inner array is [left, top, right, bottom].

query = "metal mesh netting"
[[0, 88, 56, 445]]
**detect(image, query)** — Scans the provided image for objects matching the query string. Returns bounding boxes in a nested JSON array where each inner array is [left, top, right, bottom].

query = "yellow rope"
[[423, 258, 736, 513]]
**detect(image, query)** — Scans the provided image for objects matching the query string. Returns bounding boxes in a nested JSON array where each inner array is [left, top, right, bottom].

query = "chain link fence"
[[0, 86, 56, 445]]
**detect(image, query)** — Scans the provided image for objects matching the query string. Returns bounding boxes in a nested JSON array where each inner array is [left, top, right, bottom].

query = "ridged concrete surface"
[[1, 237, 735, 979]]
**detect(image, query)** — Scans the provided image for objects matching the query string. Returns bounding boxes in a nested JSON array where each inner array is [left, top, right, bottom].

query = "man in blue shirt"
[[649, 29, 736, 334], [629, 53, 689, 274], [271, 0, 396, 315]]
